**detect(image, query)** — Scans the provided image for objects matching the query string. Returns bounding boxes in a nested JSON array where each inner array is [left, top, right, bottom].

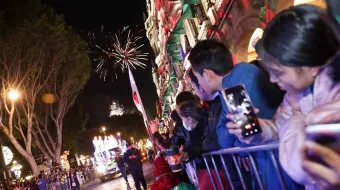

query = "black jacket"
[[115, 155, 125, 168], [201, 96, 222, 152], [184, 96, 222, 159], [123, 148, 143, 168]]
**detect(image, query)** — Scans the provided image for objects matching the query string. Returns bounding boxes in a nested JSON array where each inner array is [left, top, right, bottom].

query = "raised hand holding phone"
[[222, 85, 262, 138]]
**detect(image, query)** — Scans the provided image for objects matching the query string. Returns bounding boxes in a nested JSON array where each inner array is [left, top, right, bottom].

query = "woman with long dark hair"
[[251, 4, 340, 189]]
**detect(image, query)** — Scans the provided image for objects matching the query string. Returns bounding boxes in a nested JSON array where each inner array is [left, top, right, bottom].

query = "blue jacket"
[[216, 63, 303, 190]]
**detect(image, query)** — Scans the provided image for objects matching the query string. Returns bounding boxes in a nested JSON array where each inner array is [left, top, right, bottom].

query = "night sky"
[[41, 0, 158, 128]]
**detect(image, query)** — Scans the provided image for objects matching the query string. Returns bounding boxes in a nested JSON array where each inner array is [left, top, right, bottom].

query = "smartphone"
[[305, 124, 340, 154], [221, 85, 262, 138]]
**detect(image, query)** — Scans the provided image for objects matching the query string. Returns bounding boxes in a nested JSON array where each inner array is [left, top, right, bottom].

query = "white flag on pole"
[[128, 66, 147, 121]]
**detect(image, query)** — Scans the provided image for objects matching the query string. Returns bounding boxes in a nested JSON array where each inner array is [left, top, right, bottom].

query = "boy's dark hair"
[[188, 68, 199, 89], [178, 100, 207, 120], [188, 39, 234, 76], [170, 110, 181, 123], [38, 174, 43, 179], [176, 91, 199, 106]]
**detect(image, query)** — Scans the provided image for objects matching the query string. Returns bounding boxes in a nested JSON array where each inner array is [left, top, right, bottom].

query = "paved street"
[[82, 163, 154, 190]]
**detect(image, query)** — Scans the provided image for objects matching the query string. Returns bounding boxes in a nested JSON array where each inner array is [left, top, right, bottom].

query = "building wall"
[[215, 0, 326, 63]]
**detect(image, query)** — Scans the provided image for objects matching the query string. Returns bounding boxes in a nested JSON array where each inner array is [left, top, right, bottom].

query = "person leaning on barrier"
[[186, 67, 222, 153], [151, 91, 200, 151], [188, 38, 300, 190], [226, 4, 340, 190]]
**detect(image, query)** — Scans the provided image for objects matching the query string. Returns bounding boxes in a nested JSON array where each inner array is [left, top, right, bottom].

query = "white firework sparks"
[[109, 101, 125, 117], [90, 26, 148, 81]]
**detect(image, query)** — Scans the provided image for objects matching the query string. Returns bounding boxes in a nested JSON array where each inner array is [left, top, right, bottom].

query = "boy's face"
[[192, 69, 218, 96]]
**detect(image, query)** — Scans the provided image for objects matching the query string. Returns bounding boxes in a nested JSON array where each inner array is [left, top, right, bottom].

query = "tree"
[[62, 102, 93, 155], [0, 10, 60, 175], [33, 27, 91, 164], [0, 1, 90, 174]]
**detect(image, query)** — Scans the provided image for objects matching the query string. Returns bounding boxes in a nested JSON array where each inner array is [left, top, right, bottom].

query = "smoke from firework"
[[88, 26, 148, 81]]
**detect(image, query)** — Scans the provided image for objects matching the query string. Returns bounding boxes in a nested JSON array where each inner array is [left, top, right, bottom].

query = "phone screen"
[[222, 85, 262, 138]]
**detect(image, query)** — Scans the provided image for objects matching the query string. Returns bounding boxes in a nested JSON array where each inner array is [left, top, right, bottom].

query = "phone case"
[[221, 85, 262, 138]]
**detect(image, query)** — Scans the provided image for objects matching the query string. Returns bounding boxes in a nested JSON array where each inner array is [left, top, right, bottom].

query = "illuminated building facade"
[[144, 0, 325, 118]]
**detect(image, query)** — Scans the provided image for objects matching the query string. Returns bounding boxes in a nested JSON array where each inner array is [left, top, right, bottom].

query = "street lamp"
[[7, 89, 19, 101], [117, 132, 121, 136], [100, 126, 106, 135]]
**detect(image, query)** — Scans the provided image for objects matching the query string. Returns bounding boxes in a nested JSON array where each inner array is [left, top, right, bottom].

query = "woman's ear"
[[311, 66, 321, 77]]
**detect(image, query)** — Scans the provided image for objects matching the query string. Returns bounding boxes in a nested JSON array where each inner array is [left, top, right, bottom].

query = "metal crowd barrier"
[[187, 143, 287, 190]]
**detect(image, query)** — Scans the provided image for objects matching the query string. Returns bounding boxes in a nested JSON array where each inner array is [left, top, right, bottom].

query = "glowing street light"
[[101, 127, 106, 132], [117, 132, 121, 136], [8, 89, 20, 101], [130, 137, 134, 140]]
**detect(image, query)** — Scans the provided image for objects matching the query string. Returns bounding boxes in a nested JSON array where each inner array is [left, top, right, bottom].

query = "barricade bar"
[[269, 150, 287, 190], [220, 155, 235, 190], [202, 143, 279, 156], [211, 155, 225, 190], [248, 153, 264, 190], [232, 154, 248, 190], [203, 156, 218, 190]]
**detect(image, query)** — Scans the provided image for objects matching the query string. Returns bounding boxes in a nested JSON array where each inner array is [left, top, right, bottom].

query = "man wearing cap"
[[123, 140, 147, 190]]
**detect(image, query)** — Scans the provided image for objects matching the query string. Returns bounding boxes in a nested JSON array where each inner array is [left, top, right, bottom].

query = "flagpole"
[[127, 66, 152, 140]]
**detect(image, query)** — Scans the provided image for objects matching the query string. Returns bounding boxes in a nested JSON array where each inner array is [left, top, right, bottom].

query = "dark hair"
[[330, 53, 340, 82], [178, 100, 206, 120], [170, 110, 181, 123], [188, 39, 234, 76], [249, 60, 261, 68], [188, 68, 199, 89], [258, 5, 340, 67], [38, 174, 43, 179], [176, 91, 199, 106]]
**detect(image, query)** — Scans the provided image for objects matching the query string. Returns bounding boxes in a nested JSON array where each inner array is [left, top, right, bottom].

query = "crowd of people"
[[0, 166, 95, 190], [149, 1, 340, 190]]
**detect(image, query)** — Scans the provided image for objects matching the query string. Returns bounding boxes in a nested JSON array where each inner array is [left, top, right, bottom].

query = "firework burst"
[[109, 101, 125, 117], [89, 26, 148, 81]]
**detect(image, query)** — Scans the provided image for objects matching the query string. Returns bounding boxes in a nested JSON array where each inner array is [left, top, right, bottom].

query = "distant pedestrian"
[[37, 174, 48, 190], [124, 141, 147, 190], [69, 169, 80, 190], [147, 149, 154, 164]]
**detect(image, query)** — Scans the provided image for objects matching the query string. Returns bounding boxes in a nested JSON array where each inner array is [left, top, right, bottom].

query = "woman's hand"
[[302, 141, 340, 190], [226, 108, 259, 139]]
